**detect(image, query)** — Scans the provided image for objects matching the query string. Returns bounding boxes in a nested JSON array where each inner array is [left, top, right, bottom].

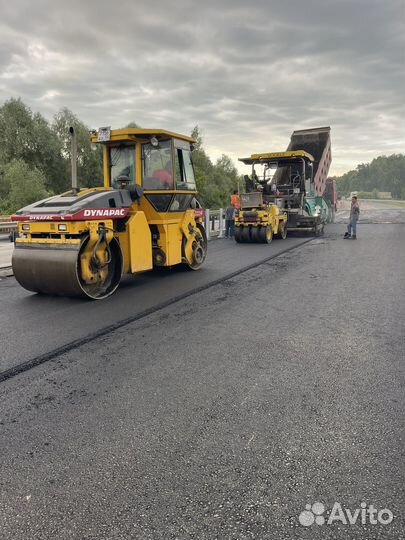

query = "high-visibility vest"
[[231, 194, 240, 208]]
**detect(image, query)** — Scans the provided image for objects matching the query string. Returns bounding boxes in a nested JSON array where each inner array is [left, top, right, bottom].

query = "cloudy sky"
[[0, 0, 404, 175]]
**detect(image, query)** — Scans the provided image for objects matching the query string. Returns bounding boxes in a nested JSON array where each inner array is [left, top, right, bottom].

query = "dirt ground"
[[335, 198, 405, 224]]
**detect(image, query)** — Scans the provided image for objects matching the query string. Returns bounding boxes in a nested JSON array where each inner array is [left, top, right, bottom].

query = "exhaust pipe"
[[69, 126, 78, 195]]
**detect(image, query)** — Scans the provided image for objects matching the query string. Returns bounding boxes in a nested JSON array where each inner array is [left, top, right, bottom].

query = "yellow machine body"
[[12, 128, 207, 299], [234, 192, 288, 244]]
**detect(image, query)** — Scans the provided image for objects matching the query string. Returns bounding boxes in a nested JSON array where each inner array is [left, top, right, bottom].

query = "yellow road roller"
[[234, 153, 288, 244], [234, 190, 288, 243], [12, 127, 207, 299]]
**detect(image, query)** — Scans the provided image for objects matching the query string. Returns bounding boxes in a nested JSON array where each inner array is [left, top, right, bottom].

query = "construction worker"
[[344, 196, 360, 239], [224, 206, 236, 238], [152, 161, 173, 189], [231, 190, 240, 209]]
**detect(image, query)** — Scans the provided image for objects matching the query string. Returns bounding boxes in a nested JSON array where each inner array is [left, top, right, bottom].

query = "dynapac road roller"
[[234, 190, 288, 244], [234, 153, 288, 244], [12, 127, 207, 299]]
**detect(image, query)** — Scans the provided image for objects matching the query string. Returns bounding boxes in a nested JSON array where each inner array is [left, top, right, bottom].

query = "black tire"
[[241, 226, 251, 243], [153, 248, 166, 266], [250, 227, 260, 243], [183, 223, 208, 270], [78, 237, 123, 299], [278, 222, 287, 240], [258, 225, 273, 244], [234, 226, 243, 243]]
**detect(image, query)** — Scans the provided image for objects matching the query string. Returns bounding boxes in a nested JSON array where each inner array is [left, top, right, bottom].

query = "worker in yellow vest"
[[231, 190, 240, 209]]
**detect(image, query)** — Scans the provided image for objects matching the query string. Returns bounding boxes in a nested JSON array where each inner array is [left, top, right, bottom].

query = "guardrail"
[[0, 221, 17, 234], [204, 209, 227, 240], [0, 217, 17, 237]]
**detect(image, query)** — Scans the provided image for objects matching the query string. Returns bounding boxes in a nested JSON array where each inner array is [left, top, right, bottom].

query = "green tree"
[[190, 126, 241, 208], [214, 154, 240, 197], [190, 126, 214, 202], [0, 98, 64, 193], [1, 159, 49, 213], [52, 108, 104, 189], [336, 154, 405, 199]]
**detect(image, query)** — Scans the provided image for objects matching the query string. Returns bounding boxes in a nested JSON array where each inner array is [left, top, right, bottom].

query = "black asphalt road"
[[0, 235, 310, 373], [1, 224, 404, 540]]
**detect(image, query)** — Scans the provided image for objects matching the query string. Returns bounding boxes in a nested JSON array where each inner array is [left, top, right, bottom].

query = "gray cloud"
[[0, 0, 404, 174]]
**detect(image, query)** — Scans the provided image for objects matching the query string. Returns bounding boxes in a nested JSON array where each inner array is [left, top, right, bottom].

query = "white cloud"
[[0, 0, 404, 176]]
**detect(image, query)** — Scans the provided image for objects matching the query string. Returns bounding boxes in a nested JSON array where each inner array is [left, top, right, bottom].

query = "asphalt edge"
[[0, 267, 13, 278], [0, 237, 314, 384]]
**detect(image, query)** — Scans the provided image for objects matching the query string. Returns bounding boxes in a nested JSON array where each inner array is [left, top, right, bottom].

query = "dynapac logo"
[[12, 207, 130, 222], [11, 214, 61, 221], [82, 208, 127, 218], [28, 215, 57, 221]]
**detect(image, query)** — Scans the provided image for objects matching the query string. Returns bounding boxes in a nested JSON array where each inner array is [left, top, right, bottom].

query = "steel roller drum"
[[12, 242, 85, 297], [12, 239, 123, 299]]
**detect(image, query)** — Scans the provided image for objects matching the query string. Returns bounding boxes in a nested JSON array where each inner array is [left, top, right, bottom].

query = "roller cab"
[[12, 127, 207, 299]]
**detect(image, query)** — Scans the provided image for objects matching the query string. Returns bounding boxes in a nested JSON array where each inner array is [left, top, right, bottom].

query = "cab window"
[[175, 148, 196, 190], [109, 145, 135, 186], [142, 140, 174, 190]]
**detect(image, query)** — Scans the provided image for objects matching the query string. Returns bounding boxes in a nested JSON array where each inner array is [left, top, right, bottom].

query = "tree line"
[[1, 97, 403, 214], [0, 98, 240, 213], [334, 154, 405, 199]]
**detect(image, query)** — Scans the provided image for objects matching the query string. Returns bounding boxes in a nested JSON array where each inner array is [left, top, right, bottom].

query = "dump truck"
[[284, 126, 332, 229], [11, 127, 207, 299], [239, 127, 332, 234]]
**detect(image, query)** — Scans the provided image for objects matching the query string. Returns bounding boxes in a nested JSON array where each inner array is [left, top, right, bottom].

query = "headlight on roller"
[[22, 224, 30, 231], [58, 224, 68, 232]]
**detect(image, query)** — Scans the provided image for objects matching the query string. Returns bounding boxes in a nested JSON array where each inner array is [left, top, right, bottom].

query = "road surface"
[[0, 214, 404, 539], [0, 235, 311, 374]]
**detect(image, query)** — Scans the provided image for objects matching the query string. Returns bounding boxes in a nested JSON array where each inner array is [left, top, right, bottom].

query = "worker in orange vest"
[[231, 190, 240, 209]]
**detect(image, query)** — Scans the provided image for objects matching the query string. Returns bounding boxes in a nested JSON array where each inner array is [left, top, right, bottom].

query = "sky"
[[0, 0, 404, 176]]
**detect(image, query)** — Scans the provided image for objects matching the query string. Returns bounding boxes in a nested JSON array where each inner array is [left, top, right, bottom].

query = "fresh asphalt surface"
[[0, 234, 310, 373], [0, 221, 404, 539]]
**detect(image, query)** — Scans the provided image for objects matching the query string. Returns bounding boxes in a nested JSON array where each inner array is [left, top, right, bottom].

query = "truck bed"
[[287, 126, 332, 197]]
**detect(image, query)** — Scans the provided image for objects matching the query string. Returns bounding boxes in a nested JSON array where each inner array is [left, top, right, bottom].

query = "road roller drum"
[[12, 235, 123, 300]]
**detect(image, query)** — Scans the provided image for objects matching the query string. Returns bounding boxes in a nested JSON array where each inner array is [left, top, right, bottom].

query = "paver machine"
[[12, 127, 207, 299], [239, 127, 332, 235]]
